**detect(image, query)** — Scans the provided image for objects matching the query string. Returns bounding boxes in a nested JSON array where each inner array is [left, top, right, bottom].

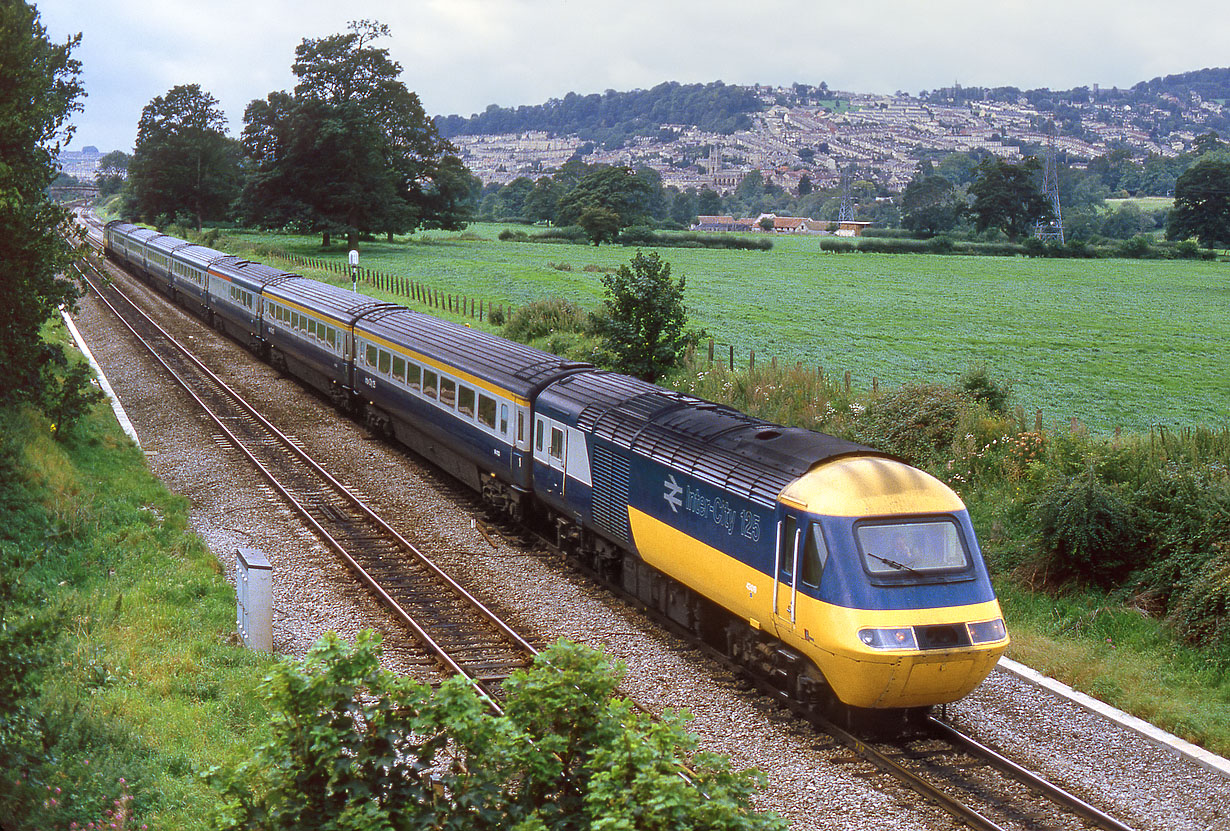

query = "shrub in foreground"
[[209, 634, 784, 831]]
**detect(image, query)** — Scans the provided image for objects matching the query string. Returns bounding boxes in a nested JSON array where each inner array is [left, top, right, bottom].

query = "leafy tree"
[[554, 165, 655, 231], [696, 187, 723, 216], [94, 149, 130, 197], [668, 187, 697, 226], [210, 633, 783, 831], [241, 21, 470, 247], [525, 176, 563, 223], [0, 0, 92, 412], [595, 251, 688, 382], [126, 84, 241, 230], [966, 157, 1049, 241], [900, 174, 959, 236], [577, 205, 621, 246], [1166, 157, 1230, 248], [797, 174, 812, 196]]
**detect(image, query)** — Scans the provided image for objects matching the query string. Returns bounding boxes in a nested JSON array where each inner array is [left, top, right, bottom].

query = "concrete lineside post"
[[236, 547, 273, 651]]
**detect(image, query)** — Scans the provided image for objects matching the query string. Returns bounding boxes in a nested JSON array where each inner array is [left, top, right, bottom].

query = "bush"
[[852, 383, 973, 464], [1033, 468, 1141, 587], [960, 363, 1012, 415], [1118, 235, 1155, 259], [927, 234, 955, 253], [502, 297, 590, 343]]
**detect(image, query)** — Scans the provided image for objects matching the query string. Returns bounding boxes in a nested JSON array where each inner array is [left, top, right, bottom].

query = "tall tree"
[[242, 20, 471, 247], [554, 165, 655, 231], [94, 149, 130, 197], [126, 84, 241, 230], [966, 157, 1049, 241], [1166, 157, 1230, 248], [900, 174, 959, 236], [0, 1, 87, 408]]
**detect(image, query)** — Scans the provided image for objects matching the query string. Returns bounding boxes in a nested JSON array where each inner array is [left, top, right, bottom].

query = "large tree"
[[900, 174, 959, 236], [0, 1, 87, 408], [554, 165, 655, 234], [966, 157, 1049, 241], [126, 84, 241, 230], [241, 20, 471, 247], [94, 149, 130, 197], [1166, 157, 1230, 249]]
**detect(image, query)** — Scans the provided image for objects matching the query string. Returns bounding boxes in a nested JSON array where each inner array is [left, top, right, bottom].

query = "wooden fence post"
[[708, 338, 714, 364], [844, 370, 851, 394], [728, 344, 734, 371], [749, 350, 755, 371]]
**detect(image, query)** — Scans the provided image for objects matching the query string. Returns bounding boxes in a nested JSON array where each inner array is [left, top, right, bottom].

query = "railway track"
[[75, 221, 1141, 829], [75, 248, 538, 710], [817, 713, 1137, 831]]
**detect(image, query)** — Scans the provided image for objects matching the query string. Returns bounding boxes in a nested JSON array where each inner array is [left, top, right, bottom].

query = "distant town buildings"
[[448, 86, 1199, 195], [56, 146, 103, 180]]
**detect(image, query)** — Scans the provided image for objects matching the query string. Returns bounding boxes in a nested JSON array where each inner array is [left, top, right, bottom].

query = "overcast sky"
[[39, 0, 1230, 153]]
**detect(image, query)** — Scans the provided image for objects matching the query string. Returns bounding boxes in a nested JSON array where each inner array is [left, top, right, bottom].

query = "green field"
[[223, 225, 1229, 433]]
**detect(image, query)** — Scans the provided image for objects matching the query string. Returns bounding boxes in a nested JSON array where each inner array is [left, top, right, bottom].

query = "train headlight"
[[967, 618, 1007, 644], [857, 627, 917, 650]]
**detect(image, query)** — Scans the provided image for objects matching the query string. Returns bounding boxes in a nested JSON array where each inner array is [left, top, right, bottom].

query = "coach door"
[[533, 415, 566, 498], [773, 513, 802, 632]]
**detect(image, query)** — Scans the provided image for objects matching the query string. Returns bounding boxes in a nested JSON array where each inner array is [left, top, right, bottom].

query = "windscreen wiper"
[[866, 552, 923, 576]]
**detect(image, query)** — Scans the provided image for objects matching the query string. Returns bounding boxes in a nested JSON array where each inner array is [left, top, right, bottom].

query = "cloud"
[[38, 0, 1230, 152]]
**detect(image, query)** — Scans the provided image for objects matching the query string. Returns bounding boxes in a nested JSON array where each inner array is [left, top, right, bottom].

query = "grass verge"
[[1, 325, 275, 831]]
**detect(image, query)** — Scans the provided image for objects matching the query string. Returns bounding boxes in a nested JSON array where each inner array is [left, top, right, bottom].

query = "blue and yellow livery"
[[103, 220, 1007, 716]]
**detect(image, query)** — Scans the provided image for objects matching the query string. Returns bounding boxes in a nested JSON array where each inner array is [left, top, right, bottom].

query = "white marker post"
[[349, 248, 360, 293]]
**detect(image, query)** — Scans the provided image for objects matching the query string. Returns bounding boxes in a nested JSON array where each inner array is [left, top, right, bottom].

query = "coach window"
[[478, 394, 497, 430], [549, 426, 564, 460], [365, 344, 378, 368], [458, 386, 475, 418], [392, 356, 406, 384], [308, 319, 318, 339], [423, 369, 438, 398], [800, 524, 828, 588], [536, 419, 544, 452], [407, 363, 421, 391], [378, 350, 391, 376], [440, 377, 456, 407], [519, 411, 526, 443], [325, 327, 337, 349]]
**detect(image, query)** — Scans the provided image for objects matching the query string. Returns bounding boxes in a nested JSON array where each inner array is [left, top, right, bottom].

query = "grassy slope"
[[224, 225, 1230, 433], [2, 324, 275, 830]]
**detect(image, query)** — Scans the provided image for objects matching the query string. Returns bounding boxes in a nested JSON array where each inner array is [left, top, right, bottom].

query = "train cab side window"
[[407, 363, 421, 391], [478, 395, 496, 429], [423, 370, 438, 398], [518, 411, 525, 443], [549, 426, 564, 460], [778, 516, 797, 580], [458, 386, 475, 417], [536, 419, 544, 452], [800, 524, 828, 587], [499, 404, 509, 435]]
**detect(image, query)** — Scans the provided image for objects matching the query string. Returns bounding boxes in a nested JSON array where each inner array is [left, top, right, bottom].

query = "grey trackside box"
[[236, 547, 273, 652]]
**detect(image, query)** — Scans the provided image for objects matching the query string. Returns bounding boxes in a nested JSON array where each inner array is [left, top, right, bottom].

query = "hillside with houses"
[[444, 73, 1230, 196]]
